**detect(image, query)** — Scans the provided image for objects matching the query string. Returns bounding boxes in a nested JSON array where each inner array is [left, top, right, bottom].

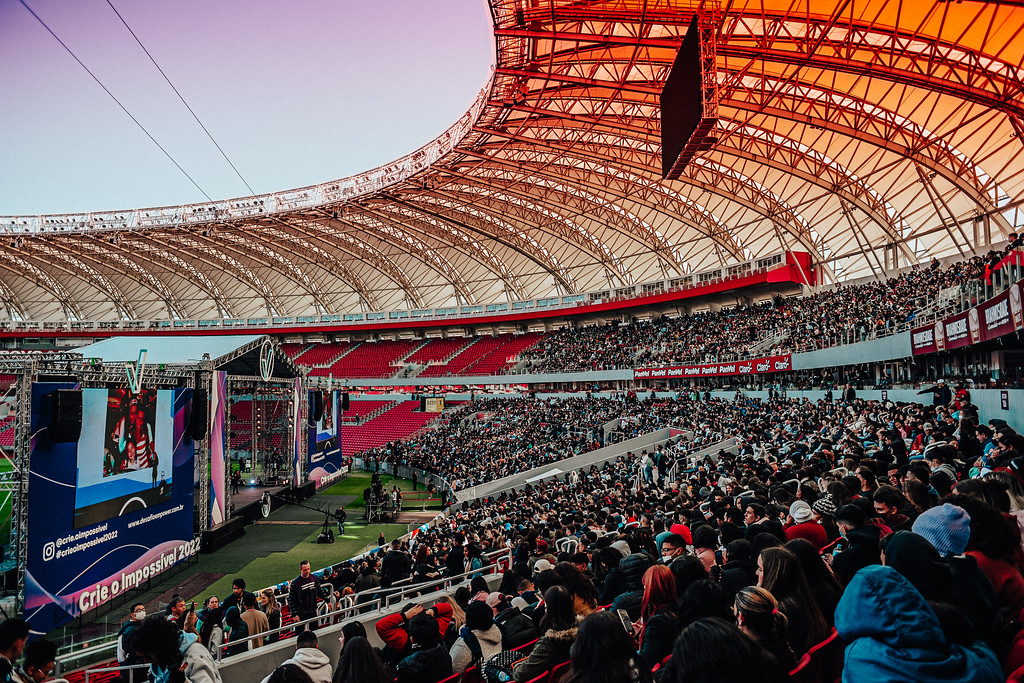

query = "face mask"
[[135, 610, 147, 620]]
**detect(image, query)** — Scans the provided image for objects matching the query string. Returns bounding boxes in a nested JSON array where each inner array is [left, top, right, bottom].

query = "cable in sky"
[[104, 0, 259, 199], [16, 0, 215, 204]]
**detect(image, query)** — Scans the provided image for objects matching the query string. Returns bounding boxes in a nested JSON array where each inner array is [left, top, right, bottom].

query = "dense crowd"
[[521, 248, 1016, 372], [44, 383, 1024, 683], [363, 394, 741, 491]]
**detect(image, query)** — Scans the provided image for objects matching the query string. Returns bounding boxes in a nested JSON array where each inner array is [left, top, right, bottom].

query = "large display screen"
[[25, 383, 197, 637], [74, 388, 173, 529], [307, 390, 343, 484]]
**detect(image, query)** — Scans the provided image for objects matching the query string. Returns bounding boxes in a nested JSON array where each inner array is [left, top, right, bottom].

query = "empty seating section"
[[340, 400, 444, 456], [341, 399, 395, 421], [324, 340, 421, 378], [463, 332, 542, 375], [0, 415, 14, 447], [229, 400, 254, 449], [295, 341, 352, 367], [405, 337, 471, 364], [278, 342, 309, 360]]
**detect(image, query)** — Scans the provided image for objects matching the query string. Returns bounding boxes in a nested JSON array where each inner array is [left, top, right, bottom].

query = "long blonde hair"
[[261, 588, 279, 615], [439, 595, 465, 630]]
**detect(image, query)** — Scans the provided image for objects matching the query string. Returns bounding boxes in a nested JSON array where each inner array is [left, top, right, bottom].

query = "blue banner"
[[24, 384, 196, 637]]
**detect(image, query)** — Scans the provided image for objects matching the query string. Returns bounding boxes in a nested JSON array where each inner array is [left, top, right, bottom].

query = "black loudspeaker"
[[187, 389, 208, 441], [419, 397, 427, 411], [341, 392, 350, 411], [312, 391, 325, 421], [48, 389, 82, 443]]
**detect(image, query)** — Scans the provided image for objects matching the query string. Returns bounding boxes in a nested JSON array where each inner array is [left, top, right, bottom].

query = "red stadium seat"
[[788, 628, 843, 683], [548, 660, 571, 683]]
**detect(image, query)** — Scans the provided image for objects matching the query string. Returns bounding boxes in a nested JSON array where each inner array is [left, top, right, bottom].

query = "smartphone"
[[617, 609, 634, 635]]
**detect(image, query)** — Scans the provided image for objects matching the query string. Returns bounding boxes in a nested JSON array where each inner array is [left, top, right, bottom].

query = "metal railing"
[[60, 546, 511, 676]]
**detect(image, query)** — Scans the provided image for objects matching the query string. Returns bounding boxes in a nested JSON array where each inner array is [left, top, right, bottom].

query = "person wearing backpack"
[[116, 604, 147, 683], [449, 602, 503, 675]]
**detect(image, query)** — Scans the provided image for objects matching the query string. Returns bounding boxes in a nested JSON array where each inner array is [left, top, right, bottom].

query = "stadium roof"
[[2, 0, 1023, 323]]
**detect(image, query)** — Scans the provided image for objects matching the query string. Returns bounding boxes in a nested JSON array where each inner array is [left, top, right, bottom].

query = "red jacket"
[[375, 601, 454, 654]]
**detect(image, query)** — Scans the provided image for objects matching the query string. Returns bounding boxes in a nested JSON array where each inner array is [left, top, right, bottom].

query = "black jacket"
[[382, 550, 413, 584], [718, 559, 757, 599], [289, 574, 321, 616], [832, 525, 882, 586], [495, 608, 540, 651], [395, 644, 453, 683], [639, 606, 679, 668]]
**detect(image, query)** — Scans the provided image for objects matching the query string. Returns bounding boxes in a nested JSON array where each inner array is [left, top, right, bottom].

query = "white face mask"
[[134, 610, 147, 620]]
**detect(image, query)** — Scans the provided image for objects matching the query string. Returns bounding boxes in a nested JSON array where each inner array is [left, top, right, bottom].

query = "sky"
[[0, 0, 494, 216]]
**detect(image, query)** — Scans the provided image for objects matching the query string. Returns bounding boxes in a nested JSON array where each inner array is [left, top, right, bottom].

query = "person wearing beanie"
[[449, 601, 503, 674], [884, 531, 998, 650], [912, 504, 971, 557], [785, 500, 828, 551]]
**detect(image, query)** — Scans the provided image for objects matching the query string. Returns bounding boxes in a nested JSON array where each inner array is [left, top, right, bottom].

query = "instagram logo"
[[43, 542, 55, 561]]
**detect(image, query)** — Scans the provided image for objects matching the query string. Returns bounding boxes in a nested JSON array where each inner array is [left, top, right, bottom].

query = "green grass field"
[[184, 519, 406, 602], [322, 471, 443, 509]]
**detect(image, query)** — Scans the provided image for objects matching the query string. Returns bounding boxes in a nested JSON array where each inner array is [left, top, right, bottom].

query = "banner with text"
[[25, 384, 196, 637], [633, 354, 792, 380], [912, 279, 1024, 355]]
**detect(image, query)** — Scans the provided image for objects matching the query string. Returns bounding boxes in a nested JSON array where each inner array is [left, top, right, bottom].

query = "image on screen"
[[73, 388, 175, 528]]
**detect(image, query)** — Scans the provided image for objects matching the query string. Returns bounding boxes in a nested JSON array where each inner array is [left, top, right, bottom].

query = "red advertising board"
[[633, 354, 792, 379], [912, 279, 1024, 355]]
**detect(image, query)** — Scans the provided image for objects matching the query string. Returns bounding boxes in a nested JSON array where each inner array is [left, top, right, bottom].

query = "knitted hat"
[[912, 504, 971, 557], [669, 523, 693, 546], [811, 494, 837, 518], [790, 500, 814, 525]]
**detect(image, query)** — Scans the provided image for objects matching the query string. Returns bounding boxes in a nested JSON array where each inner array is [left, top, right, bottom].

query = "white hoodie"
[[260, 648, 333, 683]]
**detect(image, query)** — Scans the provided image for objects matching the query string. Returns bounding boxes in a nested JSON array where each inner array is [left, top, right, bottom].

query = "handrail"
[[214, 547, 510, 660], [84, 663, 149, 683]]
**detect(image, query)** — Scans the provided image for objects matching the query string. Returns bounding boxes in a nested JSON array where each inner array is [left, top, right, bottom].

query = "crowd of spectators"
[[21, 376, 1024, 683], [520, 247, 1018, 372]]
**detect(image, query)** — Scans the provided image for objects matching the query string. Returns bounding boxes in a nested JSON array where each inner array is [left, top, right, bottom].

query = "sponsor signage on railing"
[[633, 354, 792, 379], [912, 278, 1024, 355]]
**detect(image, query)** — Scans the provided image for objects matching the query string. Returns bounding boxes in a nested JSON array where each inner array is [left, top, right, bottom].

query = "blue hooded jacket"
[[835, 565, 1002, 683]]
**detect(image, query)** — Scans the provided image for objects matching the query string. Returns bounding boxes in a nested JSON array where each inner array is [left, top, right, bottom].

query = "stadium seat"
[[788, 628, 843, 683], [548, 660, 570, 683]]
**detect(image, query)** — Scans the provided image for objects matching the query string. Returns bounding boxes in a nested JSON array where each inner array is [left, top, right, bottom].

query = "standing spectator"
[[260, 590, 282, 644], [131, 615, 222, 683], [260, 631, 333, 683], [240, 593, 269, 648], [289, 561, 322, 631], [381, 540, 413, 586], [116, 603, 147, 683], [222, 579, 254, 614], [223, 607, 249, 657], [165, 597, 187, 629]]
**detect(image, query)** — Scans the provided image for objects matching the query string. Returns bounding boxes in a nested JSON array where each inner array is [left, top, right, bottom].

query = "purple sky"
[[0, 0, 494, 215]]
